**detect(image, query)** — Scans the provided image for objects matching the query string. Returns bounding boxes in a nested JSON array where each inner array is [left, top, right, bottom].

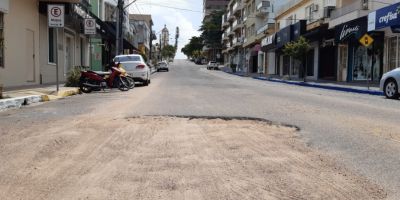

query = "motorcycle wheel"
[[126, 76, 135, 89], [118, 77, 130, 91], [79, 78, 93, 93]]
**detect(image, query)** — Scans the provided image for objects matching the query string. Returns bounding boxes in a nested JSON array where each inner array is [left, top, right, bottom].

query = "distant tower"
[[175, 27, 180, 49], [161, 25, 169, 48]]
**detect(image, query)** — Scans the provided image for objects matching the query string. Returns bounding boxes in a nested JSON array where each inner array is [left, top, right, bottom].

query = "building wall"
[[39, 13, 89, 84], [0, 0, 40, 87]]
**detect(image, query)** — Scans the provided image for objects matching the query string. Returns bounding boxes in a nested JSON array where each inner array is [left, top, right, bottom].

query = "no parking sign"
[[84, 18, 96, 35], [48, 5, 64, 28]]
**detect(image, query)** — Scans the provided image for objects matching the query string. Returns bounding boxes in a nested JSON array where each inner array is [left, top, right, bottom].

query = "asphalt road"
[[1, 59, 400, 199]]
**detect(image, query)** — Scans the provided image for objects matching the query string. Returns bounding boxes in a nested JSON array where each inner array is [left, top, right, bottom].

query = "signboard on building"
[[0, 0, 9, 13], [84, 18, 96, 35], [48, 5, 64, 28], [276, 25, 292, 48], [368, 2, 400, 31], [291, 20, 306, 40], [335, 16, 367, 43]]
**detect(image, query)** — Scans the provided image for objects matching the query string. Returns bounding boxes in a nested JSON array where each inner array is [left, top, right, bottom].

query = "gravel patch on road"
[[0, 116, 386, 199]]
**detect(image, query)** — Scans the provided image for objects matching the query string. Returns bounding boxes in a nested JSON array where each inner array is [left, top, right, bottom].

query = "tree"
[[283, 36, 311, 81], [199, 10, 224, 61], [181, 36, 203, 58], [161, 45, 176, 59]]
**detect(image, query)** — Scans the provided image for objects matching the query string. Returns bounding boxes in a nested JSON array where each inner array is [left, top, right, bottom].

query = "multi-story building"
[[129, 14, 155, 60], [221, 0, 275, 73]]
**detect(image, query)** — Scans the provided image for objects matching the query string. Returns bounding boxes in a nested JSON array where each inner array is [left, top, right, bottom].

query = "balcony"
[[233, 1, 243, 15], [257, 23, 270, 35], [330, 0, 368, 20], [232, 19, 244, 31], [228, 11, 235, 21], [222, 14, 230, 28], [233, 37, 244, 47], [256, 1, 272, 17]]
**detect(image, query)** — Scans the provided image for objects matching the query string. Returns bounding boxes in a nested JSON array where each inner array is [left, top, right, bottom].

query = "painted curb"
[[0, 95, 42, 111], [224, 71, 384, 96]]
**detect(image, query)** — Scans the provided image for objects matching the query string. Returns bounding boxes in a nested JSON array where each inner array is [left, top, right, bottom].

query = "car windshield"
[[114, 55, 141, 62]]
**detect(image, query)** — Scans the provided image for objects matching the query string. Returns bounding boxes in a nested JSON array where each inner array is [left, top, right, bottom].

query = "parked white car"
[[380, 68, 400, 99], [207, 61, 219, 70], [114, 54, 151, 86], [157, 61, 169, 72]]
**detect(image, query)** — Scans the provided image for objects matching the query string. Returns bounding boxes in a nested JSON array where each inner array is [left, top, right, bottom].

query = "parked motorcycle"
[[79, 66, 130, 93]]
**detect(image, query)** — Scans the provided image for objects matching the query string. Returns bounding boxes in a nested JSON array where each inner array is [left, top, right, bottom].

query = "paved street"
[[1, 60, 399, 199]]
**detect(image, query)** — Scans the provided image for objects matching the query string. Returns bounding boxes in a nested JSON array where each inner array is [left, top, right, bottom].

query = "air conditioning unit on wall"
[[312, 4, 319, 12]]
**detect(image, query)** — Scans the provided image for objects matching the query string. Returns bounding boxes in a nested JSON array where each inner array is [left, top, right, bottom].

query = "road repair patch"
[[0, 116, 386, 199]]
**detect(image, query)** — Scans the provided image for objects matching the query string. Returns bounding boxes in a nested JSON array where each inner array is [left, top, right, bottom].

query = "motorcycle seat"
[[89, 71, 111, 76]]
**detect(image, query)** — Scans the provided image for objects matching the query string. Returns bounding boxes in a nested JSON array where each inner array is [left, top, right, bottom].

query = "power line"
[[136, 2, 202, 13]]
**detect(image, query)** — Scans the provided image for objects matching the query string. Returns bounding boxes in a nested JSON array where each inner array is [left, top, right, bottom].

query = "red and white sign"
[[48, 5, 64, 28], [84, 18, 96, 35]]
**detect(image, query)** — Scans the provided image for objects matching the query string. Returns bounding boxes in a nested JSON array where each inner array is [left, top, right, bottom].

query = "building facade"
[[129, 14, 154, 60], [161, 25, 169, 48]]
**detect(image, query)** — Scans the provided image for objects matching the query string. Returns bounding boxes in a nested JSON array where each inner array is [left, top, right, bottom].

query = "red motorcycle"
[[79, 67, 130, 93]]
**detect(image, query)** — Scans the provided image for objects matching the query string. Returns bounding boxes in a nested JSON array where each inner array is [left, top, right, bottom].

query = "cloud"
[[129, 0, 202, 59]]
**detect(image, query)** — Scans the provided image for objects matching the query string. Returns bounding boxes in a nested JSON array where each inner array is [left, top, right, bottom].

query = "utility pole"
[[116, 0, 124, 55]]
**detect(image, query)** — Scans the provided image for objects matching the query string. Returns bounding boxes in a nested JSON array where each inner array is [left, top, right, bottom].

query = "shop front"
[[275, 25, 292, 78], [261, 34, 276, 76], [368, 2, 400, 75], [335, 16, 383, 82]]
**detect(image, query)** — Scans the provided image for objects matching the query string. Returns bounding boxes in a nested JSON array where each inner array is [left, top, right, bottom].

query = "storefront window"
[[352, 44, 370, 81], [0, 13, 4, 68], [388, 37, 397, 71]]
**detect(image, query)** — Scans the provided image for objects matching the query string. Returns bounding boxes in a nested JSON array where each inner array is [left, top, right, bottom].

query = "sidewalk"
[[0, 84, 80, 111], [221, 67, 383, 96]]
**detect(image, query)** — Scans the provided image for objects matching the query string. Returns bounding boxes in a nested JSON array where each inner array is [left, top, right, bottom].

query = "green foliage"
[[65, 66, 87, 87], [200, 10, 224, 48], [283, 36, 311, 60], [181, 36, 203, 58], [161, 45, 176, 59], [192, 50, 202, 58]]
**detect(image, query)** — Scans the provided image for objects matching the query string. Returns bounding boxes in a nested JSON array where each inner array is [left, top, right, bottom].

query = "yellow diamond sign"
[[359, 34, 374, 47]]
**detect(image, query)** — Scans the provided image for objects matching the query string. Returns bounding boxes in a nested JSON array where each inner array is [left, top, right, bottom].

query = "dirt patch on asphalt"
[[0, 116, 386, 199]]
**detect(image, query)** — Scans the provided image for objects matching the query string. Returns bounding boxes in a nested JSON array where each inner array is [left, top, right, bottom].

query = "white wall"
[[0, 0, 40, 87]]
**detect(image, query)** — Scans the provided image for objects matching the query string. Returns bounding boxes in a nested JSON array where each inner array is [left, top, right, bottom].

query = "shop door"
[[25, 29, 35, 82], [306, 49, 314, 77], [64, 35, 73, 76], [319, 46, 336, 80], [283, 55, 290, 76], [252, 55, 258, 73]]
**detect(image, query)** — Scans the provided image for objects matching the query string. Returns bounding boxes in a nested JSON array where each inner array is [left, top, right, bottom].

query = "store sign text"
[[340, 25, 359, 41]]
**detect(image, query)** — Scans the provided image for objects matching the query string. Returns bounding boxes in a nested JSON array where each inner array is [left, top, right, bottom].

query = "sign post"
[[84, 18, 96, 69], [359, 33, 374, 90], [48, 4, 64, 92]]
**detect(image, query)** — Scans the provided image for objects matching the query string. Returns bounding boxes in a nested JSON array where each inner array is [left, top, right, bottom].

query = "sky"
[[128, 0, 288, 59], [128, 0, 203, 59]]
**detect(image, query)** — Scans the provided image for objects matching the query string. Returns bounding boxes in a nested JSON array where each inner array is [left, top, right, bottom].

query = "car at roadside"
[[157, 61, 169, 72], [207, 61, 219, 70], [380, 68, 400, 99], [114, 54, 151, 86]]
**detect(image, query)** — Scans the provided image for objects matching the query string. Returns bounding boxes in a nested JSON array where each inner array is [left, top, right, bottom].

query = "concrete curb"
[[0, 88, 80, 112], [224, 71, 384, 96], [0, 95, 43, 111]]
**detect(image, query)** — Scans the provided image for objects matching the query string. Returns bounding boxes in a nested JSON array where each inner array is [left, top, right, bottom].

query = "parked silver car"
[[380, 68, 400, 99], [114, 54, 151, 86]]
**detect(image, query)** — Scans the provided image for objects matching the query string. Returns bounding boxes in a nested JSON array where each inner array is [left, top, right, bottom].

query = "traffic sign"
[[48, 5, 64, 28], [359, 34, 374, 47], [84, 18, 96, 35]]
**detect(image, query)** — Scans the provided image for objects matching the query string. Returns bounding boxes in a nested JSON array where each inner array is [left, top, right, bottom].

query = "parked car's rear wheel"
[[384, 79, 399, 99]]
